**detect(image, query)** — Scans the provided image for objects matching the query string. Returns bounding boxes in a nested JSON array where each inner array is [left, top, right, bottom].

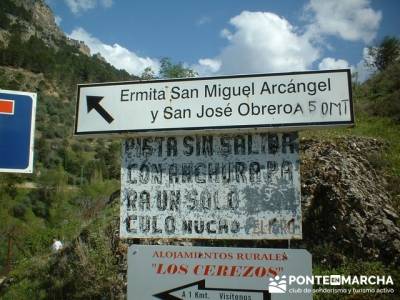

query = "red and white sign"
[[128, 245, 312, 300]]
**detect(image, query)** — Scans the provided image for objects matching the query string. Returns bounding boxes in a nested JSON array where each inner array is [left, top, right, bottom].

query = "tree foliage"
[[367, 36, 400, 72], [0, 7, 134, 276], [0, 0, 31, 30], [159, 57, 197, 79], [357, 60, 400, 122], [140, 67, 156, 80]]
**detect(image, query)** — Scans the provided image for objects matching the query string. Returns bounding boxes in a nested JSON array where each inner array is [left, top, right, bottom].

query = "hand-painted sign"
[[120, 132, 301, 239], [127, 245, 312, 300], [0, 89, 37, 173], [75, 69, 353, 136]]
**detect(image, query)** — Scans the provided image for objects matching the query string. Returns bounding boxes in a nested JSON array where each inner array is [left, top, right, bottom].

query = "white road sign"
[[74, 69, 353, 136], [128, 245, 312, 300], [120, 132, 302, 240]]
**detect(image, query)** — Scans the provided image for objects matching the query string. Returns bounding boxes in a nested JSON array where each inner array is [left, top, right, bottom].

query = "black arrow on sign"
[[153, 279, 271, 300], [86, 96, 114, 124]]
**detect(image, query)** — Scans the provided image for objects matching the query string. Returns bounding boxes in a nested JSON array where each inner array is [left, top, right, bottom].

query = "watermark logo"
[[268, 275, 287, 293], [288, 275, 394, 286], [266, 274, 395, 296], [330, 275, 341, 286]]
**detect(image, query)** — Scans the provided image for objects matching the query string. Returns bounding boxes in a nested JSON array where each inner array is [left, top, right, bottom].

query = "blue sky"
[[46, 0, 400, 81]]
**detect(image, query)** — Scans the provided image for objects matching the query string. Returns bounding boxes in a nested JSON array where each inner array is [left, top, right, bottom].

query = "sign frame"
[[0, 89, 37, 173], [74, 69, 354, 137]]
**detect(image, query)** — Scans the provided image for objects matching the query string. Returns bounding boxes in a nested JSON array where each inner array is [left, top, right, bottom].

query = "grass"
[[302, 113, 400, 217], [302, 114, 400, 178]]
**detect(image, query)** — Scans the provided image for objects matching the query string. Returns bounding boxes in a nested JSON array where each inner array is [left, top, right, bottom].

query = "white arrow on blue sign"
[[0, 89, 37, 173]]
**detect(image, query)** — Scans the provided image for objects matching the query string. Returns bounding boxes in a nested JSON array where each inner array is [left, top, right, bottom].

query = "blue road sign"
[[0, 89, 37, 173]]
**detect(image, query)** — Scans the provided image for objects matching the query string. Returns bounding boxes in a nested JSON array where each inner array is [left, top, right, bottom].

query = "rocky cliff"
[[1, 0, 90, 55], [16, 0, 63, 39]]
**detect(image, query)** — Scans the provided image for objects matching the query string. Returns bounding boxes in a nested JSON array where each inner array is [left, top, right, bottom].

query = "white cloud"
[[65, 1, 381, 80], [202, 11, 319, 75], [306, 0, 381, 43], [353, 47, 375, 82], [220, 28, 233, 40], [101, 0, 113, 8], [54, 15, 62, 26], [69, 28, 159, 76], [318, 57, 350, 70], [65, 0, 95, 14], [318, 49, 375, 83], [65, 0, 113, 14], [193, 58, 222, 76], [197, 16, 211, 26], [196, 1, 382, 76], [199, 59, 221, 72]]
